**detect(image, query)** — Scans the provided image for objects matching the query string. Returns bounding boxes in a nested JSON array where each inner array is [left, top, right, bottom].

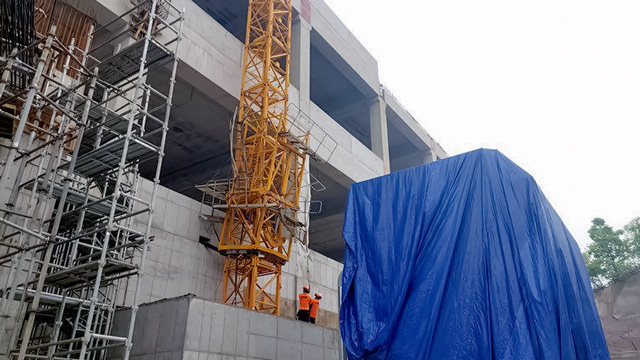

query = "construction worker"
[[310, 293, 321, 324], [297, 285, 311, 322]]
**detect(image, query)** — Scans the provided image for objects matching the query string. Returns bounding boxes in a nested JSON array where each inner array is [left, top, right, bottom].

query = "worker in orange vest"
[[297, 285, 311, 322], [310, 293, 321, 324]]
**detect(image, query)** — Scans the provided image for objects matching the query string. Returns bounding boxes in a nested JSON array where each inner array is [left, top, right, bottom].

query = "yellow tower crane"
[[218, 0, 307, 315]]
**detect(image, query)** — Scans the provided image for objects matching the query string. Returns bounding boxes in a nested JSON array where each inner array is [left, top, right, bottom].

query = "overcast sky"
[[323, 0, 640, 248]]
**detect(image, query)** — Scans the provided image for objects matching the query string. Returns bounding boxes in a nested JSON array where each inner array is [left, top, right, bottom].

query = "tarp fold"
[[340, 149, 608, 360]]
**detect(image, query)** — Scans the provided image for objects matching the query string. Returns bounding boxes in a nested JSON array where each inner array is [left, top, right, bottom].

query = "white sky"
[[323, 0, 640, 249]]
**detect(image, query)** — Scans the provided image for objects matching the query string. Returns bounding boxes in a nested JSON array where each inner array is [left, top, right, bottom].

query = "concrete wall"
[[86, 0, 444, 183], [289, 86, 383, 181], [382, 87, 448, 161], [302, 0, 379, 94], [594, 271, 640, 357], [308, 214, 344, 256], [110, 295, 342, 360], [118, 178, 344, 329], [109, 296, 190, 359], [595, 270, 640, 319]]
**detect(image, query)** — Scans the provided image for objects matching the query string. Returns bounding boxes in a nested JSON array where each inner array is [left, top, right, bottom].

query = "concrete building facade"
[[66, 0, 447, 321], [0, 0, 446, 358]]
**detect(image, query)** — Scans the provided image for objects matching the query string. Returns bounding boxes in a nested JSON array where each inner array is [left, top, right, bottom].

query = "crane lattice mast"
[[219, 0, 307, 315]]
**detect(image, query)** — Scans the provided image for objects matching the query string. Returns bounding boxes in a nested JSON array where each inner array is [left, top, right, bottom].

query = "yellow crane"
[[218, 0, 306, 315]]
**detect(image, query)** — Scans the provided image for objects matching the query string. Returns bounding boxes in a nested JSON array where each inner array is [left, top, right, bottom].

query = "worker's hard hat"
[[315, 293, 322, 299], [303, 285, 310, 292]]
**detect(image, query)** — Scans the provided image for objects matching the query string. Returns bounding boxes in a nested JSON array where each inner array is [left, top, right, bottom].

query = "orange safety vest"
[[299, 293, 311, 311], [310, 298, 319, 318]]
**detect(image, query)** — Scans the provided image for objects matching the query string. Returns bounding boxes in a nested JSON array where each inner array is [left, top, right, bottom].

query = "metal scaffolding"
[[0, 1, 184, 359]]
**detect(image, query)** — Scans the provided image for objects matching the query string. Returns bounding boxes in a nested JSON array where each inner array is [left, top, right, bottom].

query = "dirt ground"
[[601, 315, 640, 352]]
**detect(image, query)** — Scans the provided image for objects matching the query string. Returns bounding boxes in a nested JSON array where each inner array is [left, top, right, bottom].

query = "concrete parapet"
[[110, 296, 341, 360]]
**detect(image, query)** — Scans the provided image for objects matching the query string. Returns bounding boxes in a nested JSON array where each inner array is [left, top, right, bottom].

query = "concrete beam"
[[310, 31, 377, 100], [383, 86, 448, 159], [305, 0, 379, 98], [310, 101, 383, 182], [86, 0, 408, 182], [390, 150, 432, 173], [65, 0, 130, 26], [77, 0, 244, 106], [173, 0, 244, 100], [310, 213, 343, 245], [291, 14, 312, 114], [289, 86, 383, 184]]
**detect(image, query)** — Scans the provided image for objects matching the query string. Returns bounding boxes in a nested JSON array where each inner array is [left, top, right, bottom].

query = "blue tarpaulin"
[[340, 149, 608, 360]]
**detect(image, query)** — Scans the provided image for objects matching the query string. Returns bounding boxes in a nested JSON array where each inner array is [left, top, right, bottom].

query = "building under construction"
[[0, 0, 447, 359]]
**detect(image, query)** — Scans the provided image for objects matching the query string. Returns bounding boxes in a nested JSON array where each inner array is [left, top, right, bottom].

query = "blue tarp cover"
[[340, 149, 608, 360]]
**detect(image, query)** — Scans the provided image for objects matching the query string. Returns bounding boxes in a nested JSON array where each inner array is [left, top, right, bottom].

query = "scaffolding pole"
[[0, 1, 184, 359]]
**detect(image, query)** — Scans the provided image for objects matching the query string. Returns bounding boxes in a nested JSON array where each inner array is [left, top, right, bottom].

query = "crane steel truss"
[[0, 1, 184, 358], [218, 0, 306, 316]]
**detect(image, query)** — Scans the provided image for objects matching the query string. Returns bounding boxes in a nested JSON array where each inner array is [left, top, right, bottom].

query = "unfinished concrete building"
[[0, 0, 447, 359]]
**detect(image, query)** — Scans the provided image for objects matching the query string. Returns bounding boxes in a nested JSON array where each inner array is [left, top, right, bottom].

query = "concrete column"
[[291, 15, 311, 114], [291, 14, 313, 277], [424, 149, 436, 163], [370, 97, 391, 174], [425, 137, 440, 163]]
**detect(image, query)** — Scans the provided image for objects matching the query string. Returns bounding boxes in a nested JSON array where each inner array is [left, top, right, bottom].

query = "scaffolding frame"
[[0, 1, 184, 359]]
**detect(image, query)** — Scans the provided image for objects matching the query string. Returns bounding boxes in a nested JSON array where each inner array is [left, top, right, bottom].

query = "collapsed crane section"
[[197, 0, 308, 316], [221, 0, 305, 316]]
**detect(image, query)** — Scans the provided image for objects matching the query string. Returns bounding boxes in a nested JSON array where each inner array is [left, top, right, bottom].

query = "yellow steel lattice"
[[219, 0, 307, 316]]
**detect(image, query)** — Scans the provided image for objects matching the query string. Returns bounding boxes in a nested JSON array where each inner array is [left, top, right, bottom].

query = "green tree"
[[584, 218, 634, 283], [582, 251, 605, 288], [623, 217, 640, 259]]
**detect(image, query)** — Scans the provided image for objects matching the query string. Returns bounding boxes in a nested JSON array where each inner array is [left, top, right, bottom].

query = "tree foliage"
[[624, 217, 640, 258], [582, 252, 605, 288], [582, 217, 640, 288]]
